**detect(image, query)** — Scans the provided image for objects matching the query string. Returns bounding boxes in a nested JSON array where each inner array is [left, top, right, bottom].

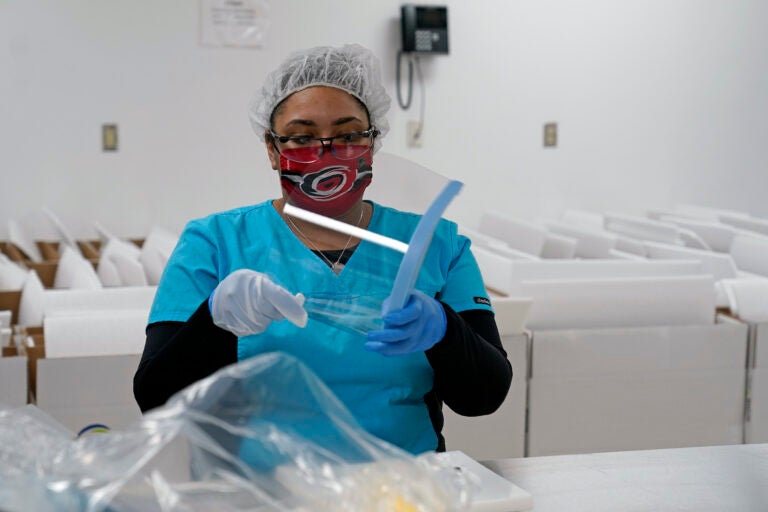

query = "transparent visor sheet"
[[0, 353, 473, 511], [283, 152, 456, 335]]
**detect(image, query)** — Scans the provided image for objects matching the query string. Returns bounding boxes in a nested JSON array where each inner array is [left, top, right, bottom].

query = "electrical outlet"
[[407, 120, 423, 148], [102, 124, 118, 151], [544, 123, 557, 148]]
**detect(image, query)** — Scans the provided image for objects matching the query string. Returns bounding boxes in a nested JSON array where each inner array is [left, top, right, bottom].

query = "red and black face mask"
[[279, 147, 373, 218]]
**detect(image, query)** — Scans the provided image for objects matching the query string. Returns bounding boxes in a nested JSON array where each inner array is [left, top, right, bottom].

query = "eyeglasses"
[[269, 127, 379, 164]]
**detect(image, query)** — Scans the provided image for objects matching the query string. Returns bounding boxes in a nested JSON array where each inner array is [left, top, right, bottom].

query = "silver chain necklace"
[[284, 205, 365, 274]]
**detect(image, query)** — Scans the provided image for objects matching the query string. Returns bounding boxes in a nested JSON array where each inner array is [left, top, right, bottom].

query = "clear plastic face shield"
[[279, 152, 462, 336]]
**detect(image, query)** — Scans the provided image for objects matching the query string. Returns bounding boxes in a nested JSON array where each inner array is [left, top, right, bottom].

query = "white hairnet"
[[249, 44, 391, 152]]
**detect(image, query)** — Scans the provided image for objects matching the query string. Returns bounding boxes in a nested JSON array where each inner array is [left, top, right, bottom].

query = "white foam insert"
[[17, 270, 45, 327], [730, 233, 768, 276], [540, 233, 577, 259], [43, 309, 149, 358], [0, 255, 29, 290], [543, 221, 617, 258], [720, 213, 768, 237], [506, 259, 703, 296], [644, 241, 739, 280], [522, 275, 715, 330], [8, 219, 42, 262], [478, 211, 548, 256], [139, 226, 179, 285], [603, 212, 682, 245], [658, 216, 736, 253], [43, 286, 156, 317], [719, 278, 768, 322]]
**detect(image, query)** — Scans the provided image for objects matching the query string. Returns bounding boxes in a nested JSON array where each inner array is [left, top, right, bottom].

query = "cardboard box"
[[0, 291, 22, 325], [2, 241, 99, 289], [27, 258, 100, 290], [527, 317, 748, 456], [25, 261, 58, 289], [441, 332, 529, 460], [3, 240, 58, 288], [77, 240, 101, 260], [35, 354, 142, 433], [43, 309, 148, 358], [745, 320, 768, 443], [0, 355, 28, 407], [749, 368, 768, 443], [43, 287, 157, 316], [18, 331, 45, 401], [2, 240, 59, 263]]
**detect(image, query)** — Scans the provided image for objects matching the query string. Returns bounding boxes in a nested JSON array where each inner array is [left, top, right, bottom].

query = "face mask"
[[279, 147, 373, 217]]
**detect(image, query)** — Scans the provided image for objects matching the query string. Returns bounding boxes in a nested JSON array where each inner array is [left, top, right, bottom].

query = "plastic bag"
[[0, 352, 474, 511]]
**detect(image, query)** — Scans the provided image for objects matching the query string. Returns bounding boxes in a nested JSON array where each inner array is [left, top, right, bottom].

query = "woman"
[[133, 44, 512, 455]]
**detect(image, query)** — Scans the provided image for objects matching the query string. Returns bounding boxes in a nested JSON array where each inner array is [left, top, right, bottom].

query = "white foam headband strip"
[[283, 204, 409, 254]]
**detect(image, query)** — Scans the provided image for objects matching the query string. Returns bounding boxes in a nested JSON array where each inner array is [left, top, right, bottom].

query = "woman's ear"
[[264, 132, 279, 170]]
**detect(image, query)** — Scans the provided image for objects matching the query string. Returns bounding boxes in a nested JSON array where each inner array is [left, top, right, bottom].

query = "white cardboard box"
[[527, 318, 747, 456], [749, 368, 768, 443], [746, 320, 768, 443], [35, 354, 142, 433], [43, 309, 148, 358], [0, 355, 28, 407], [442, 332, 529, 460], [522, 275, 715, 331], [752, 319, 768, 369]]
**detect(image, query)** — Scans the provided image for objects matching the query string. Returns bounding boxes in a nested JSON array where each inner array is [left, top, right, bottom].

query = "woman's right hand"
[[209, 269, 307, 337]]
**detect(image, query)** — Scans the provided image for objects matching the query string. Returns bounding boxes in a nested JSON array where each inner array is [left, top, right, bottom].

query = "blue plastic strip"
[[384, 180, 464, 315]]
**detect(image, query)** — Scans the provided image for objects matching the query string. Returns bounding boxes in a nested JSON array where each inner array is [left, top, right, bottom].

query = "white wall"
[[2, 0, 767, 240]]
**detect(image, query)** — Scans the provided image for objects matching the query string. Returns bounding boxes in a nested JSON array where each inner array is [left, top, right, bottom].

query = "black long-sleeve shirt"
[[134, 299, 512, 452]]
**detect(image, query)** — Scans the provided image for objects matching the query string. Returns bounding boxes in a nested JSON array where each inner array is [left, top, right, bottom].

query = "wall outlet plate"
[[544, 122, 557, 147], [102, 124, 118, 151]]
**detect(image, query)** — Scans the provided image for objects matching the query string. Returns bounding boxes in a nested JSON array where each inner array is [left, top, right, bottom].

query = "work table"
[[483, 443, 768, 512]]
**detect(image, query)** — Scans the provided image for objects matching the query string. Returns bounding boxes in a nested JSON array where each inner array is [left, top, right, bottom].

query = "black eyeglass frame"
[[268, 127, 379, 162]]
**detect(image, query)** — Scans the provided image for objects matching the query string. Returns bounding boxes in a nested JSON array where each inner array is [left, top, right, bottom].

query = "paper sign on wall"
[[200, 0, 270, 48]]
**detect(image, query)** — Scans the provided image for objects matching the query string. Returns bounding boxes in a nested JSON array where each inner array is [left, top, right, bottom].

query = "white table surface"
[[482, 443, 768, 512]]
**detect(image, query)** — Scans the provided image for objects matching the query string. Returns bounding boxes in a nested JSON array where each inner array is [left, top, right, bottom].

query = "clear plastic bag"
[[0, 352, 474, 511]]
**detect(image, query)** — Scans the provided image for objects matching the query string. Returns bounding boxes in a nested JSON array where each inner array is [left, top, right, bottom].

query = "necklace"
[[284, 205, 366, 274]]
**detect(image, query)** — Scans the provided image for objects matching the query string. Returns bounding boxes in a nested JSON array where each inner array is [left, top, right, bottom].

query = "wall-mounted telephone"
[[401, 4, 449, 54]]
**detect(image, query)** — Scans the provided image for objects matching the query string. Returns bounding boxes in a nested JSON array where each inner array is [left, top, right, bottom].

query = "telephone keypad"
[[415, 30, 435, 52]]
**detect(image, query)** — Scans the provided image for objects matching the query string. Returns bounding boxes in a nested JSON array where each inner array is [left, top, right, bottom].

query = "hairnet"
[[249, 44, 391, 152]]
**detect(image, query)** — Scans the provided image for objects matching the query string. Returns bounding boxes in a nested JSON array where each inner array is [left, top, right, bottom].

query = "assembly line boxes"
[[441, 297, 531, 460], [2, 241, 61, 288], [2, 240, 102, 289], [0, 355, 28, 407], [35, 354, 142, 433], [526, 317, 748, 456], [746, 321, 768, 443], [2, 240, 60, 263]]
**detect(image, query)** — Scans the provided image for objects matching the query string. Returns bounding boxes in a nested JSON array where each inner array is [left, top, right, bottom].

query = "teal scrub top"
[[149, 200, 492, 454]]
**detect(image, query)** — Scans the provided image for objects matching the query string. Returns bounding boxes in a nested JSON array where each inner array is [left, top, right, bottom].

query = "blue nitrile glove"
[[364, 289, 447, 356], [209, 269, 307, 337]]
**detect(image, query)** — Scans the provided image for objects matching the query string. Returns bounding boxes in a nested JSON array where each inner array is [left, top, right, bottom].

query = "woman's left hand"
[[364, 290, 447, 356]]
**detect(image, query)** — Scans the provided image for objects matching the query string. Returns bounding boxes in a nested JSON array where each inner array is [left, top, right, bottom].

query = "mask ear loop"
[[283, 179, 463, 317]]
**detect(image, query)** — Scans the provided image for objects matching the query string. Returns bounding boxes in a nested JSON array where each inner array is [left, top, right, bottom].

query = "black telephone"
[[400, 4, 449, 54]]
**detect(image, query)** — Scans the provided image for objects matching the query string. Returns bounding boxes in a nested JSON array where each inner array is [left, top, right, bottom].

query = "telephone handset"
[[400, 4, 449, 54]]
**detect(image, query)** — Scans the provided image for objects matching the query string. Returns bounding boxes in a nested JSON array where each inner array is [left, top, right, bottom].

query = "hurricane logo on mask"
[[288, 166, 357, 201], [279, 150, 373, 217]]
